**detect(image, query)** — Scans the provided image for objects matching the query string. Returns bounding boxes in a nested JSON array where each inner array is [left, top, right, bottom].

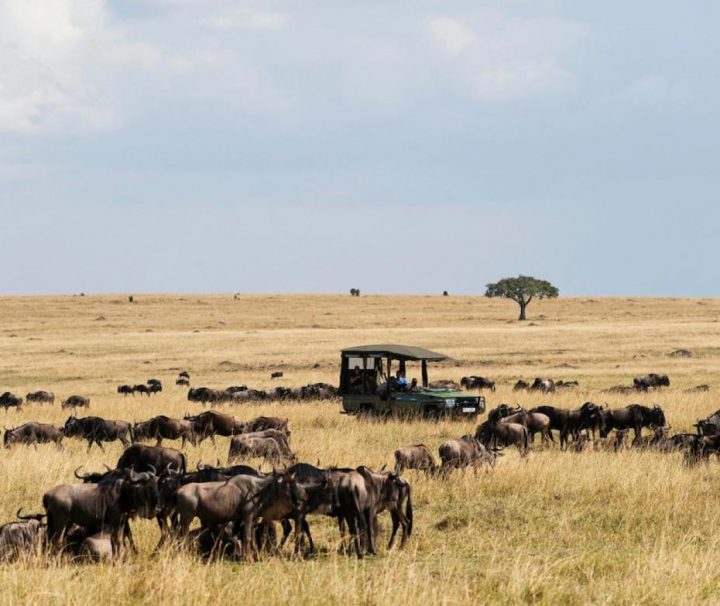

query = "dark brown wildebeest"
[[686, 434, 720, 465], [184, 410, 245, 445], [117, 385, 134, 396], [133, 384, 150, 397], [633, 373, 670, 391], [147, 379, 162, 394], [604, 385, 635, 394], [603, 404, 666, 440], [500, 409, 553, 446], [0, 392, 23, 412], [26, 390, 55, 404], [659, 433, 696, 453], [63, 416, 131, 451], [694, 409, 720, 436], [357, 466, 413, 549], [179, 371, 190, 379], [176, 376, 190, 386], [132, 415, 196, 447], [394, 444, 437, 474], [460, 376, 496, 391], [475, 420, 529, 455], [4, 422, 64, 449], [61, 395, 89, 410], [513, 380, 530, 391], [556, 380, 579, 389], [43, 468, 160, 556], [328, 467, 377, 558], [271, 371, 284, 379], [530, 378, 555, 393], [117, 443, 187, 474], [530, 403, 605, 448], [0, 509, 46, 561], [439, 435, 501, 475], [228, 434, 296, 465], [174, 471, 306, 560]]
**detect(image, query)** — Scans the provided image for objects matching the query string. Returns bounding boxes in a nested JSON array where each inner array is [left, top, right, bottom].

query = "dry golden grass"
[[1, 294, 720, 605]]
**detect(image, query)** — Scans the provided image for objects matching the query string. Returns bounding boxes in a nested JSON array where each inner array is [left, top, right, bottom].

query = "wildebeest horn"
[[216, 458, 221, 467], [16, 508, 45, 521], [103, 464, 113, 472], [146, 464, 157, 475], [379, 463, 387, 472], [197, 460, 205, 470], [74, 466, 90, 480]]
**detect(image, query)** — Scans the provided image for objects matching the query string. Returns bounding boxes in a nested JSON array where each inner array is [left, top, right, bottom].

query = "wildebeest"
[[0, 509, 46, 561], [61, 395, 89, 410], [556, 380, 580, 389], [179, 371, 190, 379], [513, 380, 530, 391], [633, 373, 670, 391], [530, 403, 605, 449], [460, 376, 496, 391], [0, 392, 23, 412], [117, 385, 134, 396], [603, 404, 666, 440], [271, 371, 284, 379], [26, 391, 55, 404], [64, 525, 113, 561], [439, 435, 501, 475], [184, 410, 245, 445], [394, 444, 437, 474], [694, 409, 720, 436], [174, 471, 306, 560], [595, 428, 630, 452], [328, 467, 377, 557], [4, 422, 64, 449], [63, 416, 132, 451], [133, 384, 150, 397], [228, 434, 296, 465], [501, 408, 553, 445], [530, 378, 555, 393], [132, 415, 196, 447], [176, 376, 190, 387], [246, 416, 289, 433], [117, 443, 187, 474], [43, 468, 160, 556], [357, 466, 413, 549], [475, 420, 529, 455], [147, 379, 162, 394]]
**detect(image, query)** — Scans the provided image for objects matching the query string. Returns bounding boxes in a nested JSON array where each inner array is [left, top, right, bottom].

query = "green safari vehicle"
[[338, 344, 485, 418]]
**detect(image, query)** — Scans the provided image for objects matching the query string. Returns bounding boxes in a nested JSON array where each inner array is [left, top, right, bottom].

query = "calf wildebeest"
[[439, 435, 501, 476], [228, 434, 296, 465], [246, 416, 289, 433], [604, 404, 666, 440], [132, 415, 196, 447], [460, 376, 496, 391], [0, 510, 46, 561], [26, 390, 55, 404], [61, 395, 89, 410], [357, 466, 413, 549], [117, 385, 134, 396], [43, 468, 160, 556], [175, 471, 306, 560], [63, 416, 132, 451], [184, 410, 245, 445], [394, 444, 438, 474], [0, 392, 23, 412], [4, 422, 64, 449], [475, 420, 529, 455], [117, 443, 187, 474], [64, 525, 113, 561], [633, 373, 670, 391]]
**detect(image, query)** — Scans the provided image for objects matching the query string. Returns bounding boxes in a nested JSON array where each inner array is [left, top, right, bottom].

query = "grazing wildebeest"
[[63, 416, 132, 451], [0, 510, 46, 561], [475, 420, 529, 455], [61, 395, 89, 410], [179, 371, 190, 379], [228, 434, 296, 465], [460, 376, 496, 391], [633, 373, 670, 391], [4, 422, 64, 449], [556, 380, 579, 389], [147, 379, 162, 394], [26, 391, 55, 404], [176, 376, 190, 386], [513, 380, 530, 391], [247, 416, 289, 433], [133, 384, 150, 397], [184, 410, 245, 445], [357, 466, 413, 549], [117, 443, 187, 474], [659, 433, 697, 453], [501, 408, 553, 446], [0, 392, 23, 412], [132, 415, 196, 447], [271, 371, 284, 379], [394, 444, 438, 474], [604, 404, 666, 440], [439, 435, 501, 475], [530, 378, 556, 393], [174, 471, 306, 560], [117, 385, 134, 396], [43, 468, 160, 556]]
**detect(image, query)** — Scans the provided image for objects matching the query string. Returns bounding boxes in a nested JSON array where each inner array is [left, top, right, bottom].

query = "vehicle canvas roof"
[[341, 344, 450, 361]]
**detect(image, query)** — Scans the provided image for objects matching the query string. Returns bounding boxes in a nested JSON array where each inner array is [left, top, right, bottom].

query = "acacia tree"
[[485, 275, 559, 321]]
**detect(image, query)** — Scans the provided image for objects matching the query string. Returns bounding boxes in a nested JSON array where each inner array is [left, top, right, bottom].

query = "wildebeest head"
[[3, 427, 15, 448], [648, 405, 666, 428], [272, 471, 307, 511], [62, 416, 81, 437], [121, 469, 161, 519]]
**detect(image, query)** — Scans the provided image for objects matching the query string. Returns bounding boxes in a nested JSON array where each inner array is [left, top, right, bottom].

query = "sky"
[[0, 0, 718, 296]]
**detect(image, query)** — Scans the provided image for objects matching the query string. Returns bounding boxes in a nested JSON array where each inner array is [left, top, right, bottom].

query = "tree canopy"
[[485, 275, 559, 320]]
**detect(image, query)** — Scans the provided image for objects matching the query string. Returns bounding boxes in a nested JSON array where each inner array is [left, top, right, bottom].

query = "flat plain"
[[1, 294, 720, 605]]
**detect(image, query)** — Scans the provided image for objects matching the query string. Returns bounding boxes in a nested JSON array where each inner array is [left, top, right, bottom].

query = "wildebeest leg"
[[388, 510, 400, 549], [301, 518, 315, 553], [346, 515, 363, 559], [364, 509, 376, 555], [97, 439, 105, 452], [241, 514, 255, 561], [155, 438, 162, 447], [293, 513, 306, 555], [123, 519, 137, 554], [279, 519, 292, 549]]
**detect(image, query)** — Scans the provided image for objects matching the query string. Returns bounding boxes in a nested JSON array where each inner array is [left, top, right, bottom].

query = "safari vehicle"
[[339, 344, 485, 418]]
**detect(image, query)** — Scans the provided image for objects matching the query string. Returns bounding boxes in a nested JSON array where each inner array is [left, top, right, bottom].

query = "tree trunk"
[[518, 300, 527, 321]]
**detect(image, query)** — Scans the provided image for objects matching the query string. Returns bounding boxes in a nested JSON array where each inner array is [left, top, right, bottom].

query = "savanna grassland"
[[1, 294, 720, 606]]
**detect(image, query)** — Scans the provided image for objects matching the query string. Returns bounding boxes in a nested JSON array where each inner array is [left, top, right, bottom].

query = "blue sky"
[[0, 1, 718, 295]]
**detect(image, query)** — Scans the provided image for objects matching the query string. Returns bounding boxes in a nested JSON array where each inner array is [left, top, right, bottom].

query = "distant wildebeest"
[[26, 391, 55, 404], [117, 385, 134, 396], [428, 380, 462, 391], [179, 371, 190, 379], [176, 376, 190, 386], [43, 468, 160, 556], [133, 384, 150, 397], [117, 443, 187, 474], [394, 444, 438, 475], [633, 373, 670, 391], [0, 392, 23, 412], [61, 395, 89, 410], [460, 376, 496, 391], [132, 415, 196, 447], [530, 378, 555, 393], [0, 509, 46, 561], [603, 404, 666, 440], [513, 380, 530, 391], [147, 379, 162, 394], [350, 288, 361, 297], [63, 416, 132, 451], [4, 422, 64, 449], [556, 380, 579, 389], [439, 435, 501, 476], [632, 426, 669, 449], [271, 371, 284, 379]]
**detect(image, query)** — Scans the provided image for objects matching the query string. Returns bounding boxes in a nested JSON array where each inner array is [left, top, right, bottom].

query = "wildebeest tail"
[[405, 482, 413, 538]]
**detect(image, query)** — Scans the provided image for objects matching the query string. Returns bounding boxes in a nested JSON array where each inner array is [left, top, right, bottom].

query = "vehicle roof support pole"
[[421, 360, 428, 387]]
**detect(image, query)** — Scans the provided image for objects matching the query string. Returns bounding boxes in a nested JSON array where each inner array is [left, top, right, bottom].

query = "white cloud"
[[204, 9, 288, 30], [429, 17, 475, 54]]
